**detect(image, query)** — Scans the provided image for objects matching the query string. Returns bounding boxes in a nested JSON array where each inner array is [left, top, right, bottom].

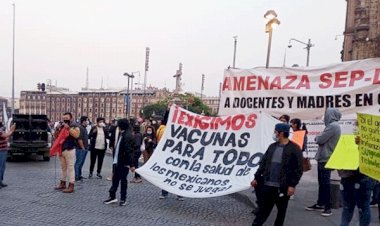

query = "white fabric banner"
[[218, 58, 380, 159], [218, 58, 380, 120], [136, 106, 278, 198]]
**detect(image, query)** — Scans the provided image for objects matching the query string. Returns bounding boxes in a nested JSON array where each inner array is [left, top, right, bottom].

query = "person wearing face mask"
[[88, 117, 109, 179], [74, 116, 89, 182], [251, 123, 303, 226], [54, 112, 80, 193], [305, 108, 342, 217], [142, 125, 157, 163]]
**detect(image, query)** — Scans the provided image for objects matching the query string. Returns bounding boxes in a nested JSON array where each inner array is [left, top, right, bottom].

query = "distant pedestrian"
[[130, 124, 143, 183], [107, 119, 120, 181], [305, 108, 342, 217], [54, 112, 80, 193], [142, 125, 157, 163], [89, 117, 109, 179], [251, 123, 303, 226], [279, 114, 290, 124], [290, 118, 308, 152], [75, 116, 89, 182], [103, 118, 135, 206], [0, 122, 16, 188]]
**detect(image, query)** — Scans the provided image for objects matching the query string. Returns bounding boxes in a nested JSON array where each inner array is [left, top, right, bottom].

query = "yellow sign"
[[357, 113, 380, 181], [325, 135, 359, 170]]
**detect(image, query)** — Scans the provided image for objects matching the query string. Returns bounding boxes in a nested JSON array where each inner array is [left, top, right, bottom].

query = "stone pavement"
[[237, 164, 380, 226], [0, 155, 379, 226]]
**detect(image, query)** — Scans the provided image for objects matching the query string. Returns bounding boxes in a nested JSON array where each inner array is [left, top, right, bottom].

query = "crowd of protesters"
[[1, 106, 379, 225]]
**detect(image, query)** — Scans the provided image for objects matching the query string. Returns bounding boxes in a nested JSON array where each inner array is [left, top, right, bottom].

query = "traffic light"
[[41, 83, 45, 91], [37, 83, 41, 90]]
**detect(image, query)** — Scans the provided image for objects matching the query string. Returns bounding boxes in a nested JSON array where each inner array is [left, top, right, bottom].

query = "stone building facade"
[[343, 0, 380, 61], [19, 87, 173, 123]]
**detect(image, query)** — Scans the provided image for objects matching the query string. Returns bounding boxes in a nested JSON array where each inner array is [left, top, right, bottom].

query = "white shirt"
[[95, 127, 106, 150]]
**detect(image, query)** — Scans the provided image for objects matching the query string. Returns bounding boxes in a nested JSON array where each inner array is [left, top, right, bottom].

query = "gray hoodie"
[[314, 108, 342, 163]]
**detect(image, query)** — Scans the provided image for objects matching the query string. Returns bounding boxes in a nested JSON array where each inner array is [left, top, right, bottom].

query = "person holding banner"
[[305, 108, 341, 217], [103, 118, 135, 206], [156, 109, 184, 201], [251, 123, 303, 226], [336, 135, 376, 226]]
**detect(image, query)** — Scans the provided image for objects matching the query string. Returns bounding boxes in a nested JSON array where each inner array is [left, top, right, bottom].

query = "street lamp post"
[[288, 38, 314, 66], [232, 36, 238, 68], [123, 72, 135, 119], [11, 3, 16, 116], [264, 10, 280, 68]]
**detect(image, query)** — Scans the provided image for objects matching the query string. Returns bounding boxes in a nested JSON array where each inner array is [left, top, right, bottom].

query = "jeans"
[[109, 164, 129, 201], [89, 148, 106, 174], [60, 149, 76, 183], [340, 176, 374, 226], [371, 181, 380, 203], [75, 149, 88, 179], [252, 185, 290, 226], [317, 162, 331, 209], [0, 150, 8, 183]]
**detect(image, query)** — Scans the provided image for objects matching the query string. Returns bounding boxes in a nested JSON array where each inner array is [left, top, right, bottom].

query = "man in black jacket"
[[103, 118, 135, 206], [251, 123, 303, 226], [88, 117, 109, 179]]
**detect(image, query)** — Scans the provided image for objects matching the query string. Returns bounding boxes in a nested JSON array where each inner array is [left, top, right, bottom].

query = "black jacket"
[[114, 130, 135, 167], [255, 140, 303, 193]]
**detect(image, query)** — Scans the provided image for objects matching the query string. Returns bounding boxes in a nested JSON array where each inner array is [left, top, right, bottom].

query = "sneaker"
[[177, 196, 184, 201], [159, 195, 167, 199], [305, 204, 324, 211], [321, 209, 332, 217], [88, 173, 93, 178], [103, 198, 118, 205], [96, 173, 102, 179], [370, 200, 378, 207], [79, 176, 87, 180], [135, 178, 143, 183], [0, 183, 8, 188], [130, 178, 138, 183], [106, 176, 112, 181], [119, 200, 127, 206], [75, 178, 82, 182]]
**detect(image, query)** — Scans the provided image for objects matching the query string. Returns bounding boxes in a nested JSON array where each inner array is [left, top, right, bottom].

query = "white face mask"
[[272, 133, 279, 142], [147, 131, 152, 135]]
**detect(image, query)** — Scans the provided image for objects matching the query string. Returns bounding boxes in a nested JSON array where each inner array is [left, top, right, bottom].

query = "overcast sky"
[[0, 0, 346, 98]]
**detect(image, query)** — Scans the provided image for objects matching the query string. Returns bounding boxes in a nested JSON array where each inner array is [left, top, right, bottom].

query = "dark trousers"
[[252, 185, 289, 226], [317, 162, 331, 209], [371, 181, 380, 203], [109, 164, 129, 201], [133, 150, 141, 179], [340, 176, 374, 226], [89, 148, 106, 174]]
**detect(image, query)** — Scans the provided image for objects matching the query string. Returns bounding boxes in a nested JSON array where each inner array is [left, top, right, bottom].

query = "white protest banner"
[[218, 58, 380, 120], [218, 58, 380, 158], [136, 106, 278, 198]]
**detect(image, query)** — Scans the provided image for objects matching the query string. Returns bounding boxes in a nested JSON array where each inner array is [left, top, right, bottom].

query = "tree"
[[141, 93, 213, 119], [141, 101, 168, 119]]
